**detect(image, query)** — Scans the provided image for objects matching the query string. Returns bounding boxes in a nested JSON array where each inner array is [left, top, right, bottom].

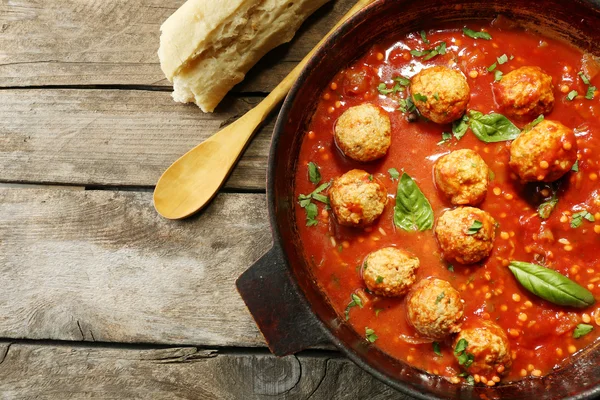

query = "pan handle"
[[236, 243, 329, 356]]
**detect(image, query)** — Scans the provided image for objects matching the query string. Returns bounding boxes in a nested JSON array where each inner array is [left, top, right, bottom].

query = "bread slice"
[[158, 0, 330, 113]]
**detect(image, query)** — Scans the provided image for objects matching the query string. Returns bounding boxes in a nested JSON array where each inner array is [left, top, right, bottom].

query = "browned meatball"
[[509, 119, 578, 182], [435, 207, 496, 264], [362, 247, 419, 297], [410, 66, 470, 124], [454, 320, 512, 378], [494, 66, 554, 119], [329, 169, 387, 227], [406, 277, 464, 339], [334, 104, 391, 162], [434, 149, 489, 205]]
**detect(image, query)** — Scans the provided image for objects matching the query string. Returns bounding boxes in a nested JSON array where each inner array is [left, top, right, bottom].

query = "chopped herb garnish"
[[466, 375, 475, 385], [454, 339, 468, 354], [365, 327, 378, 343], [308, 162, 321, 184], [448, 264, 455, 272], [344, 293, 364, 320], [377, 83, 393, 95], [573, 323, 594, 338], [567, 90, 579, 101], [413, 93, 428, 102], [497, 54, 509, 64], [369, 174, 374, 181], [388, 167, 401, 180], [487, 62, 497, 72], [376, 276, 384, 284], [494, 70, 503, 81], [572, 160, 579, 172], [579, 71, 591, 85], [398, 97, 416, 113], [437, 132, 452, 146], [586, 86, 596, 100], [433, 342, 442, 356], [420, 30, 430, 44], [394, 76, 411, 86], [468, 110, 520, 143], [452, 115, 469, 140], [538, 191, 558, 220], [522, 114, 545, 133], [463, 27, 492, 40], [375, 308, 384, 317], [305, 202, 318, 226], [298, 182, 330, 226], [467, 220, 483, 235], [571, 210, 595, 228], [454, 339, 475, 368], [410, 42, 447, 61], [435, 292, 446, 304], [433, 92, 440, 101]]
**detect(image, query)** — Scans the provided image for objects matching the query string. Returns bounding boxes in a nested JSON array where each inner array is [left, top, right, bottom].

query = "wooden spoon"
[[153, 0, 376, 219]]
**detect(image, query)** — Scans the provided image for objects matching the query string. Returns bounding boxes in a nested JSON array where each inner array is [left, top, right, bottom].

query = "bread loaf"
[[158, 0, 330, 113]]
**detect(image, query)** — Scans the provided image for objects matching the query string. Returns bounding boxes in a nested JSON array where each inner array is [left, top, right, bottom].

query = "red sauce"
[[294, 23, 600, 384]]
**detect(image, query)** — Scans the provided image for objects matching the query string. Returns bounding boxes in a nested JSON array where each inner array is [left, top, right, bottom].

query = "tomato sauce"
[[293, 22, 600, 384]]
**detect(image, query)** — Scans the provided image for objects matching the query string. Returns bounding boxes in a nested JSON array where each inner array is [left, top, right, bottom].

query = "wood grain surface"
[[0, 342, 405, 399], [0, 89, 272, 189], [0, 0, 351, 92], [0, 188, 270, 346]]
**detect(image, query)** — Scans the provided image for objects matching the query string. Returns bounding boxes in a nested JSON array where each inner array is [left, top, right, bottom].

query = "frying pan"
[[237, 1, 600, 398]]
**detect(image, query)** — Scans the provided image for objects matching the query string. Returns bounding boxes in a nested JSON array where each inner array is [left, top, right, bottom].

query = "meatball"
[[362, 247, 419, 297], [329, 169, 387, 227], [494, 66, 554, 119], [410, 66, 470, 124], [454, 320, 512, 377], [334, 104, 391, 162], [434, 149, 490, 205], [435, 207, 496, 264], [509, 119, 578, 182], [406, 277, 464, 339]]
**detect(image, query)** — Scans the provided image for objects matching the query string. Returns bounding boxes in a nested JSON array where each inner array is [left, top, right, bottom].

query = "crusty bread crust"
[[158, 0, 330, 113]]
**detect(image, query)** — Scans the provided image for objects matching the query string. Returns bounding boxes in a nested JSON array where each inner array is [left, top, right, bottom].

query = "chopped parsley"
[[538, 193, 558, 220], [413, 93, 428, 102], [398, 97, 416, 113], [463, 27, 492, 40], [487, 62, 497, 72], [437, 132, 452, 146], [448, 264, 455, 272], [579, 71, 591, 85], [375, 308, 384, 317], [567, 90, 579, 101], [497, 54, 509, 64], [410, 42, 447, 61], [433, 342, 442, 356], [388, 167, 401, 180], [466, 220, 483, 235], [571, 210, 595, 228], [572, 160, 579, 172], [454, 339, 475, 368], [522, 114, 545, 133], [376, 275, 384, 284], [344, 293, 363, 320], [307, 162, 321, 184], [378, 75, 410, 96], [365, 327, 378, 343], [573, 323, 594, 338], [377, 83, 393, 95], [369, 174, 374, 181], [298, 182, 330, 226], [494, 70, 503, 81], [420, 30, 430, 44], [452, 114, 469, 140], [435, 292, 446, 304], [433, 92, 440, 101]]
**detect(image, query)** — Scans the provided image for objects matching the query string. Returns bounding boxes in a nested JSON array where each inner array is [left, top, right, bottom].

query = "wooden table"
[[0, 1, 414, 398]]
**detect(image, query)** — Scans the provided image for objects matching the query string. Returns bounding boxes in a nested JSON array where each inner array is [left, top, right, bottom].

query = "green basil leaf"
[[571, 211, 595, 228], [454, 338, 468, 355], [468, 111, 520, 143], [508, 261, 596, 308], [394, 173, 434, 232], [452, 115, 469, 140], [433, 342, 442, 356], [567, 90, 579, 101], [574, 323, 594, 338], [388, 168, 400, 180], [308, 162, 321, 184], [463, 27, 492, 40], [466, 220, 483, 235]]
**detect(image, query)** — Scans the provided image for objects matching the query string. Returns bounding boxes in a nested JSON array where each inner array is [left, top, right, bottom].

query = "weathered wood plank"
[[0, 342, 408, 399], [0, 0, 351, 92], [0, 188, 272, 346], [0, 89, 271, 189]]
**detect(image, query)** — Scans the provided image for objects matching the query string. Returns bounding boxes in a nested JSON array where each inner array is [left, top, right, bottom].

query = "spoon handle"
[[153, 0, 376, 220]]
